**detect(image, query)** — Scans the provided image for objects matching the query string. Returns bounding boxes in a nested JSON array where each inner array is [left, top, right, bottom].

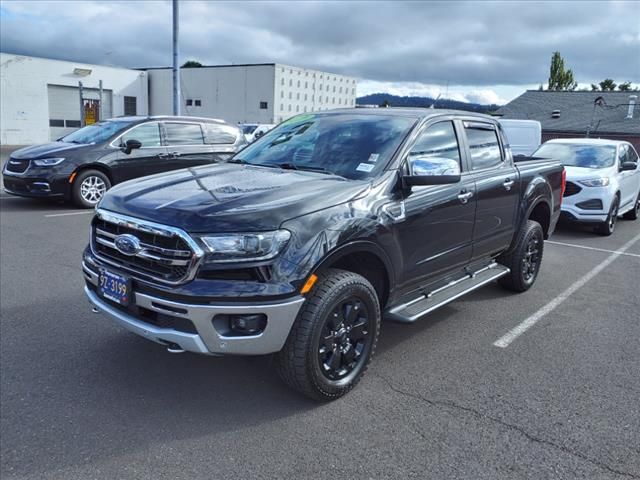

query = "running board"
[[385, 263, 510, 323]]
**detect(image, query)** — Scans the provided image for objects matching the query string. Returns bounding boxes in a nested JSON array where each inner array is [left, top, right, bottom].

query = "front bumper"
[[3, 170, 70, 198], [561, 185, 613, 223], [83, 262, 305, 355]]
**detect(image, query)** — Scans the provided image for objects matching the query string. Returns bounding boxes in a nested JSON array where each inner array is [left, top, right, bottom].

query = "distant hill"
[[356, 93, 499, 114]]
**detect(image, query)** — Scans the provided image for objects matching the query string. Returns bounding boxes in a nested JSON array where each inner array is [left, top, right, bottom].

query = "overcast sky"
[[1, 0, 638, 104]]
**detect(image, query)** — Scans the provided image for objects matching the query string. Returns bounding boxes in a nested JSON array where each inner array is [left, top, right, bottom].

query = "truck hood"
[[99, 163, 370, 232], [10, 142, 87, 159]]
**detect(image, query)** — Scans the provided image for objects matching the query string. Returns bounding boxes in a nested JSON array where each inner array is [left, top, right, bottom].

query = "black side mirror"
[[403, 174, 462, 186], [122, 139, 142, 154], [621, 161, 637, 172]]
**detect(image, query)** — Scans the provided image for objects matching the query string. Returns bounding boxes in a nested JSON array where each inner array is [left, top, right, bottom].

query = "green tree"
[[599, 79, 617, 91], [547, 52, 577, 91], [591, 83, 599, 91], [618, 81, 632, 91], [181, 60, 202, 68]]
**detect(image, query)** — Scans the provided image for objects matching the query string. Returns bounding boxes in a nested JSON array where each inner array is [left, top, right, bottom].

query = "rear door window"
[[465, 124, 503, 170], [203, 123, 238, 144], [120, 122, 162, 147], [164, 123, 204, 145]]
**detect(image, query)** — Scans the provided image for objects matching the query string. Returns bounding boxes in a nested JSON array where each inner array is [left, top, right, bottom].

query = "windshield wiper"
[[276, 163, 343, 178], [227, 158, 251, 165]]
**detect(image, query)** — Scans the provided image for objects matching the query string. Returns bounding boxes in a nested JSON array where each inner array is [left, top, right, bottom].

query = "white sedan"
[[533, 138, 640, 235]]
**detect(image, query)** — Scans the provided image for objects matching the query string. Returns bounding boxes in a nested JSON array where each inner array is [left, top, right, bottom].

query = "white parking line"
[[44, 211, 93, 218], [546, 240, 640, 259], [493, 231, 640, 348]]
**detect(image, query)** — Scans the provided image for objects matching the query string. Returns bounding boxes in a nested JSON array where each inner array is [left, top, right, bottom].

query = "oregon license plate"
[[98, 269, 131, 306]]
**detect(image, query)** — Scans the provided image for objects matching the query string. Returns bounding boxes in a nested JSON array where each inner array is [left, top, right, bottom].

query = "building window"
[[304, 94, 307, 101], [304, 106, 307, 112], [289, 79, 292, 87], [306, 72, 309, 77], [296, 105, 299, 112], [289, 69, 292, 74], [124, 96, 137, 116], [332, 97, 335, 103], [260, 101, 268, 109], [312, 95, 314, 102], [195, 100, 202, 107], [326, 85, 330, 92], [49, 119, 64, 127], [333, 86, 336, 93], [326, 96, 329, 103], [339, 87, 342, 94], [280, 104, 284, 110], [352, 88, 355, 95], [186, 99, 193, 106], [296, 93, 300, 100], [297, 80, 300, 87], [281, 91, 284, 98], [281, 78, 284, 85], [288, 105, 292, 111], [289, 92, 292, 99], [305, 81, 308, 88]]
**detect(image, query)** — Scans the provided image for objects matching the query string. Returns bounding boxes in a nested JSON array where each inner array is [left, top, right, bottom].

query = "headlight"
[[198, 230, 291, 263], [578, 177, 609, 187], [33, 157, 65, 167]]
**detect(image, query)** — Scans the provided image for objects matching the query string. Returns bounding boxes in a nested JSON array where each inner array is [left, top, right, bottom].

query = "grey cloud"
[[1, 0, 638, 87]]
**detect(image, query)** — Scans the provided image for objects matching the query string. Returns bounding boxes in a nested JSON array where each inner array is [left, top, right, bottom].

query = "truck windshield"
[[534, 143, 616, 169], [61, 120, 133, 145], [231, 113, 417, 179]]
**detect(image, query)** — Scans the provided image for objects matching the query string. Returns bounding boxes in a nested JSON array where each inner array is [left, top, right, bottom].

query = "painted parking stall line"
[[546, 240, 640, 259], [493, 231, 640, 349]]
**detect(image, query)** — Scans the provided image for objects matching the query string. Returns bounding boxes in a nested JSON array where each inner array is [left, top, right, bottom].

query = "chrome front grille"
[[91, 210, 204, 285], [5, 158, 30, 173]]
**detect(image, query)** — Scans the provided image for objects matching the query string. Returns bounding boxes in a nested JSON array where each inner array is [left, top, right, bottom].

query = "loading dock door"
[[47, 85, 112, 140]]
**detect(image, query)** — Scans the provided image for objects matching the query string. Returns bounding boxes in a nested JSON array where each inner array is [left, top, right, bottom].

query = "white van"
[[498, 119, 542, 157]]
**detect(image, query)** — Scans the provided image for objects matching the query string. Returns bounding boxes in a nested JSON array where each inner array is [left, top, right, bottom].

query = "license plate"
[[98, 269, 131, 306]]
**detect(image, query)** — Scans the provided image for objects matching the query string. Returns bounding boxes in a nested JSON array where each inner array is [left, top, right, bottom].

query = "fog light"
[[213, 313, 267, 336]]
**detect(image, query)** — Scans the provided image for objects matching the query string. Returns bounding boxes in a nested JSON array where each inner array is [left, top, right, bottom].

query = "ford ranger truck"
[[83, 109, 565, 401]]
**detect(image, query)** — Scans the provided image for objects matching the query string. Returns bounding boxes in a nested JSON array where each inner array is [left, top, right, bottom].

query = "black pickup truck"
[[83, 109, 565, 401]]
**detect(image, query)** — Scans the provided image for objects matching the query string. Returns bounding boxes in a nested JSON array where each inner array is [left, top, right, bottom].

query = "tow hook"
[[166, 343, 186, 354]]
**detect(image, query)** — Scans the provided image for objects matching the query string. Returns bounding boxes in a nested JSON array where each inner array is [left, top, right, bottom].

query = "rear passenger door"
[[113, 121, 168, 182], [463, 121, 519, 261], [162, 121, 215, 170]]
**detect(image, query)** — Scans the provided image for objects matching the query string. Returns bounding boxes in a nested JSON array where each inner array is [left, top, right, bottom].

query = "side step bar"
[[385, 263, 510, 323]]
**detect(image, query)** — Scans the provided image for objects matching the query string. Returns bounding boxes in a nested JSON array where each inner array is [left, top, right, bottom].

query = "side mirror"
[[122, 139, 142, 154], [621, 161, 637, 172], [403, 156, 462, 186]]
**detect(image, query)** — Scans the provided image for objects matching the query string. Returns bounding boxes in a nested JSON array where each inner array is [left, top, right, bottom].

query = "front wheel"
[[72, 170, 111, 208], [276, 269, 380, 401], [595, 196, 619, 236], [498, 220, 544, 293]]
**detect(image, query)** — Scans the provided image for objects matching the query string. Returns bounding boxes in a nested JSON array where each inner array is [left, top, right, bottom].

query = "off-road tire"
[[72, 169, 111, 208], [498, 220, 544, 293], [622, 192, 639, 221], [276, 269, 380, 401], [595, 196, 619, 236]]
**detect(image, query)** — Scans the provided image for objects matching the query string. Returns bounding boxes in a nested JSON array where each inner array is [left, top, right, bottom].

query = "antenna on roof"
[[586, 96, 605, 138], [429, 94, 441, 109]]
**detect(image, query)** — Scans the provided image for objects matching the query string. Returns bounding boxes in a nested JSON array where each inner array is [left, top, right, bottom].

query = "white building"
[[0, 53, 148, 144], [148, 63, 357, 124], [0, 54, 357, 145]]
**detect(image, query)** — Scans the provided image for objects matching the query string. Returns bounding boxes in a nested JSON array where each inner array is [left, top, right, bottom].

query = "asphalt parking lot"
[[1, 161, 639, 479]]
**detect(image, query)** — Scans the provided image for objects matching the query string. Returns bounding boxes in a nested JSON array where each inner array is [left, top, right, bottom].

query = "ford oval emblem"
[[114, 234, 142, 256]]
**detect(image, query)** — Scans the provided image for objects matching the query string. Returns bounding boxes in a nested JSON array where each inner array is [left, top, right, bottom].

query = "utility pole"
[[172, 0, 180, 116]]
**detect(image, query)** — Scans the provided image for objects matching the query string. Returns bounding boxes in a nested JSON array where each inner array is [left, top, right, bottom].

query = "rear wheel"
[[595, 196, 619, 236], [72, 170, 111, 208], [622, 192, 639, 220], [498, 220, 544, 293], [276, 269, 380, 401]]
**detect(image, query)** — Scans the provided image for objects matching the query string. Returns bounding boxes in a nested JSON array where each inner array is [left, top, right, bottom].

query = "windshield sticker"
[[356, 162, 375, 172], [368, 153, 380, 163]]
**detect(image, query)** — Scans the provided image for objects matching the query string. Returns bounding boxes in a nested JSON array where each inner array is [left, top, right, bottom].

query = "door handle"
[[158, 153, 170, 159], [503, 178, 515, 191], [170, 151, 181, 157], [457, 191, 474, 204]]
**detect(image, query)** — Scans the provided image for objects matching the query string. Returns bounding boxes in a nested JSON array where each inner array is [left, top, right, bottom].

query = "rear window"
[[534, 143, 616, 169], [465, 126, 503, 170], [164, 123, 204, 145], [204, 124, 238, 144]]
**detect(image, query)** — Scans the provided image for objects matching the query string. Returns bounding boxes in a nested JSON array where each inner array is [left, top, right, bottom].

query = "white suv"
[[533, 138, 640, 235]]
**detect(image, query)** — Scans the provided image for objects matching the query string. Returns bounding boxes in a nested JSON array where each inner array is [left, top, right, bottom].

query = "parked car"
[[533, 138, 640, 235], [82, 109, 564, 400], [240, 123, 259, 142], [498, 119, 542, 157], [250, 124, 276, 141], [2, 116, 246, 208]]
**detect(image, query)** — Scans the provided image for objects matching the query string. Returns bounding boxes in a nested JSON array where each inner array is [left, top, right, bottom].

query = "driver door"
[[392, 120, 476, 292], [112, 122, 168, 183]]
